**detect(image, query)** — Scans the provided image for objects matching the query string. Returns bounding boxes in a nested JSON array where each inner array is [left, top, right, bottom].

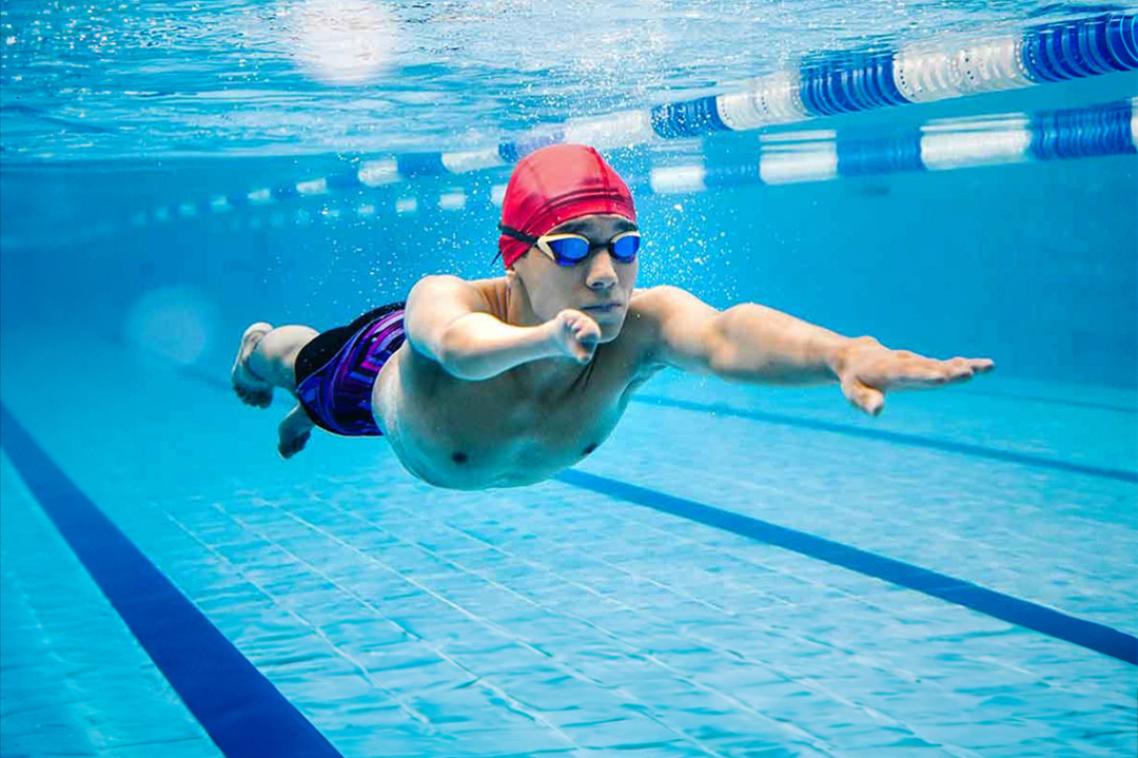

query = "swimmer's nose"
[[585, 251, 618, 290]]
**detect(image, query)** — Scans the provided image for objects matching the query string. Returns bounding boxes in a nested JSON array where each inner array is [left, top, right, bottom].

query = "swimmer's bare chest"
[[372, 323, 656, 490]]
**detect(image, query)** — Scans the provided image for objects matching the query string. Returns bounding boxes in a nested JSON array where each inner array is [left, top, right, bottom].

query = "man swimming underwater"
[[231, 143, 994, 490]]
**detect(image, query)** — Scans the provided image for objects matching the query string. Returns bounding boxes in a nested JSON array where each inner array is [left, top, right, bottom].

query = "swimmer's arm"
[[405, 275, 561, 381], [640, 286, 993, 415], [641, 286, 847, 383]]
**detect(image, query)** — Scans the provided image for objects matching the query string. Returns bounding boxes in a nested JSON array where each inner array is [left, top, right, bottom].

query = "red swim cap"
[[498, 144, 636, 269]]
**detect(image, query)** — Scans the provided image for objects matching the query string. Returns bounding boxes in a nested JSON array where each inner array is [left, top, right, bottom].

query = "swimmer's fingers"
[[571, 320, 600, 346], [851, 352, 994, 391], [552, 309, 600, 363], [881, 355, 996, 390], [573, 323, 600, 355], [568, 320, 598, 362], [840, 376, 885, 416], [574, 340, 598, 363], [838, 349, 995, 414]]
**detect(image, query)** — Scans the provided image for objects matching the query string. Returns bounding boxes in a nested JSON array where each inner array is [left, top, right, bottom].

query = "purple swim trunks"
[[294, 303, 406, 436]]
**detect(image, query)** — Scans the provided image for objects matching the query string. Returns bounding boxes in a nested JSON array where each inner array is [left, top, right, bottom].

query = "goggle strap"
[[498, 224, 538, 245]]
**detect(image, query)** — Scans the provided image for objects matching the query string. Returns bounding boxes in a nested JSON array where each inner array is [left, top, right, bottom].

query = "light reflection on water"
[[1, 0, 1122, 159]]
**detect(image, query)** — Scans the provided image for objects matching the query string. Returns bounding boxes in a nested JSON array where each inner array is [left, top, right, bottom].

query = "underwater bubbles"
[[124, 286, 219, 366], [285, 0, 398, 85]]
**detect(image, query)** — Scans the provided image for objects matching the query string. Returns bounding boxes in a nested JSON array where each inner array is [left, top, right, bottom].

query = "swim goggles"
[[499, 224, 641, 267]]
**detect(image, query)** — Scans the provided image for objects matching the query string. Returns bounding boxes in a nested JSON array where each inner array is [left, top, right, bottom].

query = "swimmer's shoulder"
[[401, 275, 507, 372], [619, 286, 685, 370], [623, 286, 709, 370], [406, 274, 505, 314], [403, 275, 509, 336], [627, 285, 695, 326]]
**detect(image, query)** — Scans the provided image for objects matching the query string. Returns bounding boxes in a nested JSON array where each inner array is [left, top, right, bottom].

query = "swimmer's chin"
[[602, 322, 628, 342], [593, 315, 628, 343]]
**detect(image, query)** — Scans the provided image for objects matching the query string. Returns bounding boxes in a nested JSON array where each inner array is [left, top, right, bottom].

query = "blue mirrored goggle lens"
[[547, 237, 591, 262], [611, 235, 640, 260]]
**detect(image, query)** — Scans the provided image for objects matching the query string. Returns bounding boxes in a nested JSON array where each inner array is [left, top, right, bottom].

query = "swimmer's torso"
[[373, 283, 660, 490]]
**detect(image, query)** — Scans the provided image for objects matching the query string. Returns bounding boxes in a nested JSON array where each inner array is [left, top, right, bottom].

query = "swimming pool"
[[2, 1, 1136, 755]]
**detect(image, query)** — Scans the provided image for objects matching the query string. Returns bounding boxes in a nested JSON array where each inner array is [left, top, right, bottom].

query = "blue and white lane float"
[[358, 11, 1136, 186], [145, 97, 1133, 227], [186, 10, 1138, 217], [134, 10, 1138, 224], [649, 96, 1138, 191]]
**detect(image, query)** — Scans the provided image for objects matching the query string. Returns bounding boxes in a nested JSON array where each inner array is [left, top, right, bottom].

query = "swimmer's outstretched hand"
[[547, 309, 601, 364], [832, 336, 995, 416]]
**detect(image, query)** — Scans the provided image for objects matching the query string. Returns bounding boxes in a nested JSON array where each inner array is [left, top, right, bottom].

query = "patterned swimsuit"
[[294, 303, 406, 436]]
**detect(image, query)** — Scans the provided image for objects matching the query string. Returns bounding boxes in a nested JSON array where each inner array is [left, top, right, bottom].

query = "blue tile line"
[[633, 394, 1138, 485], [0, 405, 343, 758], [555, 468, 1138, 666], [964, 388, 1136, 415]]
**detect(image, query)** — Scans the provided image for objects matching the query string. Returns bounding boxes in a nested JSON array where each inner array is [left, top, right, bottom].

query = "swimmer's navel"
[[452, 451, 468, 464]]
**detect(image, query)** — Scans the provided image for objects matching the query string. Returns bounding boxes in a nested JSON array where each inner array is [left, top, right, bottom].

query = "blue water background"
[[1, 2, 1136, 756]]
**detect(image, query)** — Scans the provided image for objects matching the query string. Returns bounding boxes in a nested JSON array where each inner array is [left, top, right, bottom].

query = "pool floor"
[[1, 329, 1135, 757]]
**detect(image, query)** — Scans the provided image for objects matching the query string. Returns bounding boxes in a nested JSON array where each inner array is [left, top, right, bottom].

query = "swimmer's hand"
[[831, 336, 995, 416], [547, 309, 601, 364]]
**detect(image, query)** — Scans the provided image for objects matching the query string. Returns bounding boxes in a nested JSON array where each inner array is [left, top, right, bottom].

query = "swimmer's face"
[[511, 213, 639, 342]]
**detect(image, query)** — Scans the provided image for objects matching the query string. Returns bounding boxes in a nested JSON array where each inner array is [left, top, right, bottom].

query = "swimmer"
[[231, 143, 994, 489]]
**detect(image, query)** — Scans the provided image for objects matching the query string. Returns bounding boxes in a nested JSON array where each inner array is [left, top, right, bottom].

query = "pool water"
[[1, 1, 1136, 756]]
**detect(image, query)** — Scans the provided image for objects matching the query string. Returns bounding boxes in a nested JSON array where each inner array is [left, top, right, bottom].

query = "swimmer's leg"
[[278, 404, 314, 459], [231, 322, 318, 407]]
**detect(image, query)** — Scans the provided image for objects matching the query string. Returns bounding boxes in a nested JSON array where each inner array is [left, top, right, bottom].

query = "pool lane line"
[[633, 394, 1138, 485], [555, 469, 1138, 666], [0, 405, 343, 758], [962, 388, 1136, 415]]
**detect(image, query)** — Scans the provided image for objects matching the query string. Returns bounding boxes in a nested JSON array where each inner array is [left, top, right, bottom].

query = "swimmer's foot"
[[278, 428, 311, 459], [232, 322, 274, 408], [278, 405, 314, 459]]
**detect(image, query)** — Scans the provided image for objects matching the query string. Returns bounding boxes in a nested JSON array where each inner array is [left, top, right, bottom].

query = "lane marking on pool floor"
[[633, 394, 1138, 484], [959, 388, 1136, 415], [555, 469, 1137, 666], [0, 404, 343, 758]]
